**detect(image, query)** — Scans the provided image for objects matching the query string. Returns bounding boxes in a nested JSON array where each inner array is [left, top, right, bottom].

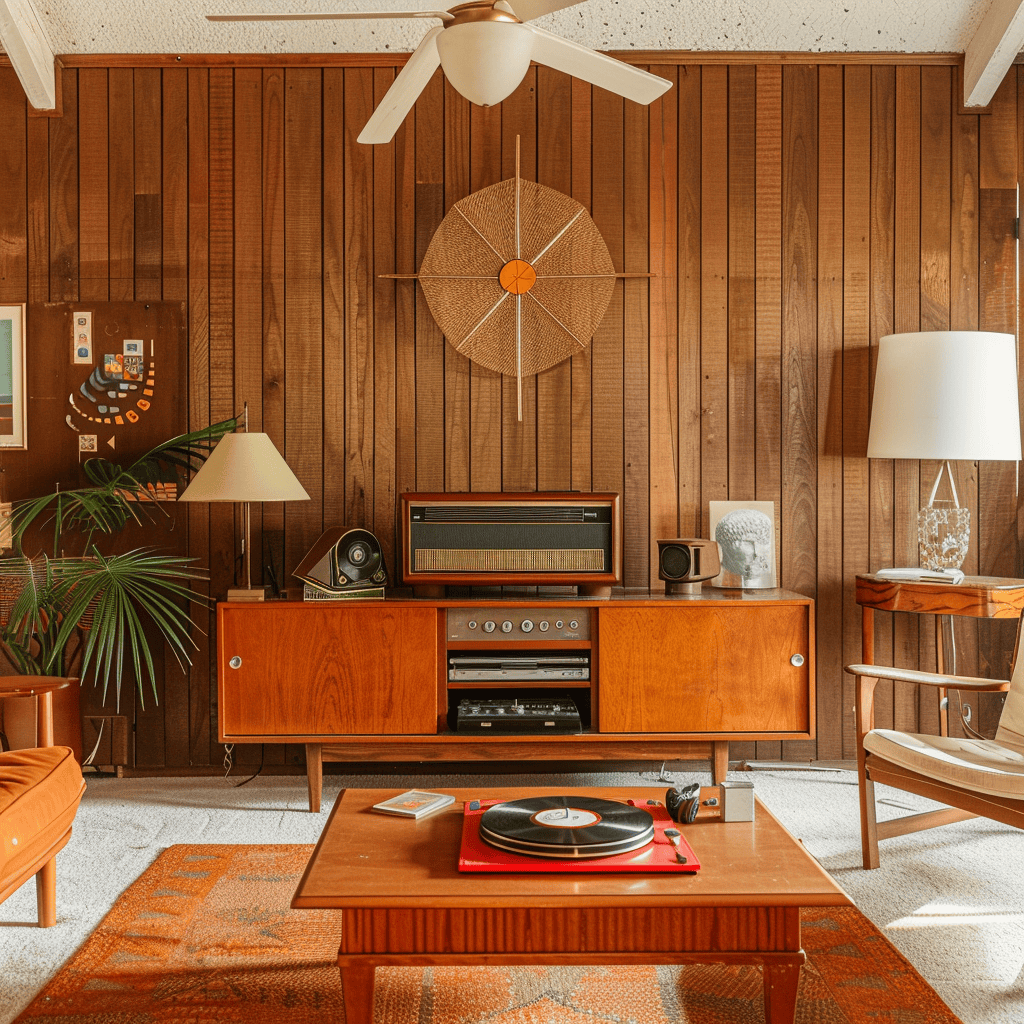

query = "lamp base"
[[227, 585, 271, 602]]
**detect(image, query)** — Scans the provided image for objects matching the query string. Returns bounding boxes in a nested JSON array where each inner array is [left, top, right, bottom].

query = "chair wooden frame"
[[0, 676, 83, 926], [848, 661, 1024, 869]]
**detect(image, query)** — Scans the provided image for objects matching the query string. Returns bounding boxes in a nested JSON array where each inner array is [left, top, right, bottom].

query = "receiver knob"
[[483, 620, 496, 633], [539, 621, 549, 631], [501, 620, 514, 633], [569, 619, 580, 631], [521, 619, 534, 633]]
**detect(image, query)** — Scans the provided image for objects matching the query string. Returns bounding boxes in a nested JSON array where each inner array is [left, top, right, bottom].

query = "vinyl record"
[[479, 796, 654, 859]]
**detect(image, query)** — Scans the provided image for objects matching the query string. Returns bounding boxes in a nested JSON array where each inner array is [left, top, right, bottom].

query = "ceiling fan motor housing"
[[436, 21, 535, 106]]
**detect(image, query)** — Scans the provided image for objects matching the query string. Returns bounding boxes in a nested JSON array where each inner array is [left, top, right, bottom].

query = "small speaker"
[[657, 539, 721, 594], [294, 528, 388, 599]]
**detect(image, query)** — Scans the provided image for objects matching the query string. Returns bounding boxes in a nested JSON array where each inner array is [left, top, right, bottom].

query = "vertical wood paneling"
[[134, 68, 162, 302], [623, 88, 650, 587], [570, 78, 594, 495], [285, 68, 324, 575], [48, 69, 78, 303], [501, 70, 538, 492], [443, 79, 471, 495], [728, 66, 757, 505], [78, 69, 108, 302], [869, 66, 896, 732], [677, 67, 701, 536], [0, 69, 27, 305], [780, 64, 817, 761], [841, 66, 872, 759], [108, 69, 133, 302], [648, 66, 679, 583], [892, 66, 922, 732], [469, 101, 503, 493], [699, 66, 728, 534], [374, 68, 399, 567], [1, 58, 1017, 772], [414, 71, 445, 492], [537, 66, 574, 494], [186, 67, 212, 766], [815, 64, 845, 762]]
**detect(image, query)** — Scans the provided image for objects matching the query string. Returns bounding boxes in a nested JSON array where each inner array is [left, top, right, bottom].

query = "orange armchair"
[[0, 677, 86, 926]]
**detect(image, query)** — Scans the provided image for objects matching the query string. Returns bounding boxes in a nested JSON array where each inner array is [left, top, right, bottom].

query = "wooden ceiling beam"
[[964, 0, 1024, 106], [0, 0, 56, 111]]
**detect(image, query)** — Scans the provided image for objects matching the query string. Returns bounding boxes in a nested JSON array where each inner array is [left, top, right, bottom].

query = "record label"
[[480, 796, 655, 859]]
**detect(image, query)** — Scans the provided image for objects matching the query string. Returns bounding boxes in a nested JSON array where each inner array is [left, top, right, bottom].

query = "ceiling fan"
[[207, 1, 672, 144]]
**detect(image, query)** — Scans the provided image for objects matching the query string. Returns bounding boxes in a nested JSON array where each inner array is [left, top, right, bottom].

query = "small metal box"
[[720, 780, 755, 822]]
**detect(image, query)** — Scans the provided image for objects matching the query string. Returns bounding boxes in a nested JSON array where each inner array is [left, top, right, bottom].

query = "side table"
[[855, 574, 1024, 735]]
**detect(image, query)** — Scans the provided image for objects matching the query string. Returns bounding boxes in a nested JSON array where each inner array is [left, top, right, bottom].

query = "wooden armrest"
[[845, 664, 1009, 691]]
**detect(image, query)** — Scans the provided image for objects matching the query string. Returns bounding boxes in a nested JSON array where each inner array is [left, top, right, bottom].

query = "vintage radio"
[[399, 492, 621, 596]]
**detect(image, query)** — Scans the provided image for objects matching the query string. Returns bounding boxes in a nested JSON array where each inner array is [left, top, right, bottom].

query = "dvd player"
[[449, 654, 589, 682], [456, 698, 582, 734]]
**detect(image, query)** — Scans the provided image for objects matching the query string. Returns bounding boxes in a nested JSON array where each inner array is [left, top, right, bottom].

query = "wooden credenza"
[[217, 590, 815, 810]]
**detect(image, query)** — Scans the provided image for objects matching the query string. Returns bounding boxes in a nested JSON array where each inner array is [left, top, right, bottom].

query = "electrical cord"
[[234, 744, 265, 788]]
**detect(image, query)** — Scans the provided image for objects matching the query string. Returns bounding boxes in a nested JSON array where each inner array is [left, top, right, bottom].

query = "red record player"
[[458, 797, 700, 874]]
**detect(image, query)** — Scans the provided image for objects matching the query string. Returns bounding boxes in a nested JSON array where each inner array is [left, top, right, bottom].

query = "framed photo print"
[[708, 500, 777, 589], [0, 304, 26, 449]]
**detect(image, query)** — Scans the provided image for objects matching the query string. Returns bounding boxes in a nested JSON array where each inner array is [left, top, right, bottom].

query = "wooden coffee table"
[[292, 786, 851, 1024]]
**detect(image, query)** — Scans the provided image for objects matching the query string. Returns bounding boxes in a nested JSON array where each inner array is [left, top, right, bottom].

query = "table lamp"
[[179, 407, 310, 600], [867, 330, 1022, 572]]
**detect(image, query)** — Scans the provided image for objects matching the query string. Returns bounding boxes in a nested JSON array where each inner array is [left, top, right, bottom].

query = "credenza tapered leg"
[[305, 743, 323, 812], [712, 741, 729, 783]]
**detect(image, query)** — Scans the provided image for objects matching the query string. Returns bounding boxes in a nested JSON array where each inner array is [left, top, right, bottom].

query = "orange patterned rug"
[[15, 844, 961, 1024]]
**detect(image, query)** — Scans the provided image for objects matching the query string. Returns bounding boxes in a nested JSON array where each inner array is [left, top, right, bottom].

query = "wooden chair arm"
[[845, 664, 1010, 692]]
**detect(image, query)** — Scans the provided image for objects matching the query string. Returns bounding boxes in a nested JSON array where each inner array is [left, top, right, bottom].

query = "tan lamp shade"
[[179, 432, 310, 503]]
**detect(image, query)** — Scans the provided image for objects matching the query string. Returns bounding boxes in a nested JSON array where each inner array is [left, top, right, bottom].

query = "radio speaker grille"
[[415, 548, 605, 573]]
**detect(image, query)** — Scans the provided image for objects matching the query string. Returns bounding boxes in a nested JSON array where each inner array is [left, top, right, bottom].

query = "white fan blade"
[[495, 0, 585, 22], [357, 26, 443, 145], [527, 25, 671, 104], [207, 10, 453, 22]]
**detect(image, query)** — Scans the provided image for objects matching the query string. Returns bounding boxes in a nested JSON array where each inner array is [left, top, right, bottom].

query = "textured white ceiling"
[[31, 1, 988, 56]]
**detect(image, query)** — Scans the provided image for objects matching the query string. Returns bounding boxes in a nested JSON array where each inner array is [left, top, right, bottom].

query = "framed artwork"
[[0, 304, 26, 449], [708, 500, 777, 589]]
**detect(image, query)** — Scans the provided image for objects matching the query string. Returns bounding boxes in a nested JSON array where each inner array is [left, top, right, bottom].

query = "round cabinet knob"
[[229, 656, 242, 670], [790, 653, 805, 668], [521, 619, 534, 633], [501, 620, 514, 633], [483, 620, 496, 633], [539, 621, 549, 632]]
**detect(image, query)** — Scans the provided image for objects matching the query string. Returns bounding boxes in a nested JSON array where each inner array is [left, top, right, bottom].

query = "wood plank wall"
[[0, 58, 1020, 771]]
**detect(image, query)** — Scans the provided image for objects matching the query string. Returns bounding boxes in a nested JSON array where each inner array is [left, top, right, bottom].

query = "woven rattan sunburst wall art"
[[386, 138, 642, 420]]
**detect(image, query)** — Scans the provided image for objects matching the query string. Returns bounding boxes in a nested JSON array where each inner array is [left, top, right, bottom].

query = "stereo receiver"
[[400, 492, 621, 596]]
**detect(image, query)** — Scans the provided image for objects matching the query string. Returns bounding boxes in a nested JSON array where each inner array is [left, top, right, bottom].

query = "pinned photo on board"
[[708, 501, 777, 589]]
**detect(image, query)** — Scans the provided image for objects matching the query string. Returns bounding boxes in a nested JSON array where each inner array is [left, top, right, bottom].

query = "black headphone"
[[665, 781, 701, 824]]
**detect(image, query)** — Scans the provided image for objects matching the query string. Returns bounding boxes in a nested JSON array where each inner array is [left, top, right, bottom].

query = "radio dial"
[[555, 620, 564, 630], [501, 620, 514, 633], [521, 619, 534, 633], [483, 620, 496, 633]]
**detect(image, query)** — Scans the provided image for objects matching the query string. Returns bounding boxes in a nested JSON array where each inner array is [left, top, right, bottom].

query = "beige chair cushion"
[[865, 729, 1024, 800]]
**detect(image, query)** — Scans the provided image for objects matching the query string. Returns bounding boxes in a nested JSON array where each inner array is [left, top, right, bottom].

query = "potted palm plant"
[[0, 418, 236, 712]]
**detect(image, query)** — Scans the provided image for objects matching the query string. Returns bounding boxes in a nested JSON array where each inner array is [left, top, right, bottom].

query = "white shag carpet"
[[1, 764, 1022, 1024]]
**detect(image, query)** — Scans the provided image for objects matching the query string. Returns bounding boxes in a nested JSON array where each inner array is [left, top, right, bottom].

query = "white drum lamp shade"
[[868, 330, 1022, 572], [868, 331, 1022, 462], [180, 430, 309, 598]]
